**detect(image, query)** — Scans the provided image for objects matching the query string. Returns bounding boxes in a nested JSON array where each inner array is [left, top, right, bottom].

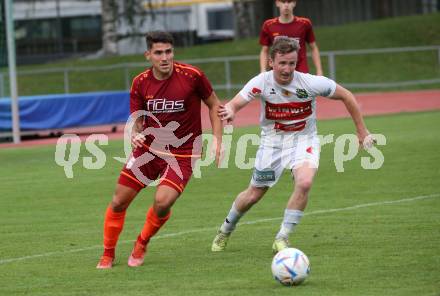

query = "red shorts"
[[118, 146, 197, 193]]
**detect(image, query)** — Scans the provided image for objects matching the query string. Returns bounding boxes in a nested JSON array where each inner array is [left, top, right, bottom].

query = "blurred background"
[[1, 0, 439, 63]]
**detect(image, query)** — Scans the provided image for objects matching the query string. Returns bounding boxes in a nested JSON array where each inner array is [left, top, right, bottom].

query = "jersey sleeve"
[[196, 71, 213, 100], [259, 21, 271, 46], [239, 73, 265, 102], [305, 20, 316, 44], [307, 75, 337, 98], [129, 76, 143, 114]]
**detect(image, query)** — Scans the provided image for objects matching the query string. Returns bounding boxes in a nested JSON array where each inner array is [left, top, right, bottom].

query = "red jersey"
[[259, 16, 316, 73], [130, 62, 213, 155]]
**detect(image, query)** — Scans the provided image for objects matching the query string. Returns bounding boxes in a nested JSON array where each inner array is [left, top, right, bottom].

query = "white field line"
[[0, 193, 438, 266]]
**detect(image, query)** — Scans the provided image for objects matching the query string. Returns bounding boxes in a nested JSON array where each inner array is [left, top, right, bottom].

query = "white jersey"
[[239, 70, 336, 147]]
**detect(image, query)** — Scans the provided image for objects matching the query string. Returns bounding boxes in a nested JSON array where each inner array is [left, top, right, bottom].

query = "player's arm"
[[129, 78, 146, 149], [219, 93, 250, 123], [329, 84, 375, 148], [131, 116, 146, 149], [260, 46, 270, 73], [308, 42, 323, 76], [203, 91, 223, 165]]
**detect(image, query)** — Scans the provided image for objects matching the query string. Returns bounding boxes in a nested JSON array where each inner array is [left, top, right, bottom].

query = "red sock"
[[139, 207, 171, 244], [102, 205, 126, 257]]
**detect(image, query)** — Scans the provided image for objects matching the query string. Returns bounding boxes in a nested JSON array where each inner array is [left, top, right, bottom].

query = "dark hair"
[[145, 31, 174, 50], [270, 36, 300, 60]]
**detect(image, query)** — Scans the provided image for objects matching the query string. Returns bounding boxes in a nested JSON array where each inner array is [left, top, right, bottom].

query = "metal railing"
[[0, 45, 439, 98]]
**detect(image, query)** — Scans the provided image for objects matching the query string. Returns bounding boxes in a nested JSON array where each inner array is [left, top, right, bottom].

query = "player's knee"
[[110, 198, 129, 212], [154, 203, 173, 218], [154, 196, 176, 215], [111, 184, 138, 212], [296, 177, 313, 192], [154, 200, 172, 213]]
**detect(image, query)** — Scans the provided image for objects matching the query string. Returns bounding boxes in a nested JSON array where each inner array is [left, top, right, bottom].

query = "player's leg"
[[211, 185, 268, 251], [128, 185, 180, 267], [128, 156, 191, 267], [97, 183, 140, 269], [97, 149, 155, 269], [273, 135, 320, 253], [273, 163, 317, 252], [287, 163, 317, 210], [219, 185, 269, 234], [212, 143, 282, 251]]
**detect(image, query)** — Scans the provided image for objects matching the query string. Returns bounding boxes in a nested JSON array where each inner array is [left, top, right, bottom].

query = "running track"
[[1, 89, 439, 148]]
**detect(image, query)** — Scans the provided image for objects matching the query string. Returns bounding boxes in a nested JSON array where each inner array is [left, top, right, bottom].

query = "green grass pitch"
[[0, 111, 439, 295]]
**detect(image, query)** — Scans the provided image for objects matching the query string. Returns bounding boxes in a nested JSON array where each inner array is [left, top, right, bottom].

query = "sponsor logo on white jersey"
[[265, 101, 312, 120]]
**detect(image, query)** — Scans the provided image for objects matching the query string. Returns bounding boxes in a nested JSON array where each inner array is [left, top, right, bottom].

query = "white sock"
[[220, 202, 243, 233], [275, 209, 304, 240]]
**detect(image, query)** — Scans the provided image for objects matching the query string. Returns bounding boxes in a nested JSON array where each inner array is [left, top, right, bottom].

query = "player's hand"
[[131, 132, 146, 149], [358, 132, 376, 150], [218, 104, 234, 123]]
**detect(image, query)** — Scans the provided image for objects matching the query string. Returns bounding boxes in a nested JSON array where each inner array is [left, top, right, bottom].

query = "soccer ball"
[[271, 248, 310, 286]]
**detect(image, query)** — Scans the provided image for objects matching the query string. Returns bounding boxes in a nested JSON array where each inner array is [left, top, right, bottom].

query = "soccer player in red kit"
[[259, 0, 323, 75], [96, 31, 223, 269]]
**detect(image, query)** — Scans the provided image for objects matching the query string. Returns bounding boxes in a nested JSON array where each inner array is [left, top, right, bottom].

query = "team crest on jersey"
[[296, 89, 309, 99], [281, 89, 291, 96]]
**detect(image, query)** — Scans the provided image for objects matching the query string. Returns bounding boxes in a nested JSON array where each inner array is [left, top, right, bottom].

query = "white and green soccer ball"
[[271, 248, 310, 286]]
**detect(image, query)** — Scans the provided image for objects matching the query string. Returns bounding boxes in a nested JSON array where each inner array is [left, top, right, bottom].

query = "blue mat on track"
[[0, 91, 130, 131]]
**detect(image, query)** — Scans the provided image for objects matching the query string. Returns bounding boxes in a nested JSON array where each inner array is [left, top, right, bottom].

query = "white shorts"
[[250, 134, 320, 188]]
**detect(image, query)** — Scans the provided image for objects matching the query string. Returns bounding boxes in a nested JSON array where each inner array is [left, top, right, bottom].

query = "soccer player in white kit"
[[211, 37, 375, 253]]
